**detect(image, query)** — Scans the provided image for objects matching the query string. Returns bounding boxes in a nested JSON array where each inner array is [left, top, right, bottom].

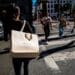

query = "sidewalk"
[[33, 21, 74, 35]]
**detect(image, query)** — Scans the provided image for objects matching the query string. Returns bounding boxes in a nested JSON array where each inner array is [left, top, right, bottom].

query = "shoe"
[[71, 29, 74, 33]]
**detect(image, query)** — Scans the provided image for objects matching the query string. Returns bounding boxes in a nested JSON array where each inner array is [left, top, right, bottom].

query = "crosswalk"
[[43, 49, 75, 75]]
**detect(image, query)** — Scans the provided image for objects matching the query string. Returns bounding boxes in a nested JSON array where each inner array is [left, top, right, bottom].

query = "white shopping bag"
[[11, 30, 39, 58]]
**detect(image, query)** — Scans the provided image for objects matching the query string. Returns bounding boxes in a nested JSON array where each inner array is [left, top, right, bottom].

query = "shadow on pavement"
[[39, 34, 75, 42], [38, 41, 75, 59], [0, 48, 10, 54], [0, 38, 4, 41]]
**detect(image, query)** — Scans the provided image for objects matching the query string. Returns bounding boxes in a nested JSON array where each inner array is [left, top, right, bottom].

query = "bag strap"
[[20, 20, 26, 32]]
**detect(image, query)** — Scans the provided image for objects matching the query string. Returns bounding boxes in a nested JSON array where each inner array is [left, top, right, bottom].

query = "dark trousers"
[[44, 26, 50, 41], [12, 58, 32, 75], [3, 24, 11, 41], [59, 25, 64, 37]]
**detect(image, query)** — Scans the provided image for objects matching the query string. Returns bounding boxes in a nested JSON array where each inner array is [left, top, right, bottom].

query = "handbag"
[[11, 20, 39, 58]]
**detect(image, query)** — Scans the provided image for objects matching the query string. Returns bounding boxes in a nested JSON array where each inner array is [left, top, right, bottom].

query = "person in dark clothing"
[[0, 4, 16, 41], [71, 16, 75, 33], [9, 6, 33, 75], [1, 9, 9, 41], [0, 9, 8, 41], [41, 16, 50, 41]]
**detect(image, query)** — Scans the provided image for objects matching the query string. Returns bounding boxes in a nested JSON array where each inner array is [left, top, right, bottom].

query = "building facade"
[[38, 0, 73, 19], [47, 0, 72, 18]]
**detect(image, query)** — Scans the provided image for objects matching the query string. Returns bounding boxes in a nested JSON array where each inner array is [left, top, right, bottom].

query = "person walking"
[[0, 4, 16, 41], [59, 15, 66, 38], [9, 5, 33, 75], [71, 16, 75, 33], [41, 16, 50, 41]]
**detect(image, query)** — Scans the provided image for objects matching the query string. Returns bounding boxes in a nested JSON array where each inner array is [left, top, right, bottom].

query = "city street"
[[0, 21, 75, 75], [0, 0, 75, 74]]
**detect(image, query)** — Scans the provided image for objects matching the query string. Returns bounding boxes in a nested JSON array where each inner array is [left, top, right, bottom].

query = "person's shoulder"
[[14, 19, 24, 25]]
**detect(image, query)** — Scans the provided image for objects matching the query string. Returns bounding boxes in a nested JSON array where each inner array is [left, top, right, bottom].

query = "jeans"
[[59, 25, 64, 37]]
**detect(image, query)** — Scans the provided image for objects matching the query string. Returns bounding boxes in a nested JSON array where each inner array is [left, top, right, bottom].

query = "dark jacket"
[[7, 19, 33, 34]]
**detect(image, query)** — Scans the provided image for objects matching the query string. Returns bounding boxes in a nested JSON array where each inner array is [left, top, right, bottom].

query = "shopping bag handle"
[[21, 20, 32, 41], [20, 20, 26, 32]]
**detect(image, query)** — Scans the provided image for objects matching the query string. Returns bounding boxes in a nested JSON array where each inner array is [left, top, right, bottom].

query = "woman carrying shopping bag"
[[10, 5, 33, 75]]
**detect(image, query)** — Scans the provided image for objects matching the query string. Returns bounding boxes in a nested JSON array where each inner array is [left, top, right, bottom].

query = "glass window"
[[51, 4, 53, 8], [51, 1, 53, 3], [51, 9, 53, 13], [54, 1, 56, 3], [70, 0, 72, 3], [60, 0, 62, 3], [48, 4, 50, 8], [63, 0, 66, 3], [48, 10, 49, 13]]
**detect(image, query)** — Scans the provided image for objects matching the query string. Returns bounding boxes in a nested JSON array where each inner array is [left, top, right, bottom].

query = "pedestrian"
[[41, 16, 50, 41], [71, 16, 75, 33], [59, 15, 66, 38], [9, 5, 33, 75], [46, 14, 53, 30], [1, 4, 15, 41], [1, 9, 8, 41]]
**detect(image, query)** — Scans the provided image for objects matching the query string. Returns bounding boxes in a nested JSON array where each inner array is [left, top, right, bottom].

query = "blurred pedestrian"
[[41, 16, 50, 41], [47, 16, 53, 30], [71, 16, 75, 33], [1, 4, 15, 41], [59, 15, 66, 38]]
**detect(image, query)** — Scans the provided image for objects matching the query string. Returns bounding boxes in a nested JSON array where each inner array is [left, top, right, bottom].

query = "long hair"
[[13, 6, 20, 20]]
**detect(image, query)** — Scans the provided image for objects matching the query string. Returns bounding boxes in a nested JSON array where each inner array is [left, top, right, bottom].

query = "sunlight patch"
[[44, 56, 61, 72]]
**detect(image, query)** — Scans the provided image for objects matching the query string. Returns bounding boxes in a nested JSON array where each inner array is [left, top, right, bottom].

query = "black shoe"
[[71, 29, 74, 33]]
